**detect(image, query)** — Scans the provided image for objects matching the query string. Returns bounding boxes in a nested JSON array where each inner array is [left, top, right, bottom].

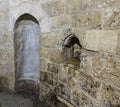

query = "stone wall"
[[39, 0, 120, 107], [0, 0, 120, 107]]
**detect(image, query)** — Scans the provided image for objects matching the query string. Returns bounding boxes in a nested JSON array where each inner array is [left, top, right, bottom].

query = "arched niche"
[[14, 13, 40, 92], [63, 34, 82, 66]]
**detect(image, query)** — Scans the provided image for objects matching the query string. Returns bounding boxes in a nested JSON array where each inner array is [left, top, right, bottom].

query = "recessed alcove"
[[62, 34, 82, 66], [14, 13, 40, 93]]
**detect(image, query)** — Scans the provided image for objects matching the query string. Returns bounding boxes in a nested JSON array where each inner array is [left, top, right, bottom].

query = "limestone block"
[[53, 0, 64, 16], [50, 49, 63, 63], [42, 2, 54, 17], [99, 31, 118, 53], [101, 84, 120, 107], [51, 15, 69, 28], [104, 11, 120, 30], [84, 30, 102, 51], [66, 0, 78, 14], [78, 72, 101, 98], [81, 0, 96, 10], [40, 47, 49, 58], [71, 90, 96, 107], [77, 11, 102, 29], [70, 14, 77, 27], [40, 33, 59, 47]]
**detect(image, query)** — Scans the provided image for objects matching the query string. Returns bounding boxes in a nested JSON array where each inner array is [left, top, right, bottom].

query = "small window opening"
[[62, 34, 82, 66]]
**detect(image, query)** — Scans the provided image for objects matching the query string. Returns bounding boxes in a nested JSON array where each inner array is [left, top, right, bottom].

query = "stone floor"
[[0, 91, 34, 107], [0, 90, 67, 107]]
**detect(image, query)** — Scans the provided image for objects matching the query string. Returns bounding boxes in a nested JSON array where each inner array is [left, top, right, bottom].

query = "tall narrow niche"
[[14, 14, 40, 92]]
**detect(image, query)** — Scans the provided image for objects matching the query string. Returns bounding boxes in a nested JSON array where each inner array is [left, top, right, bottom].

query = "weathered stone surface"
[[0, 10, 8, 21], [92, 53, 120, 88], [50, 49, 63, 63], [40, 47, 49, 58], [42, 2, 54, 17], [104, 10, 120, 30], [0, 32, 13, 45], [40, 72, 53, 85], [77, 11, 102, 29], [0, 76, 8, 88], [0, 1, 9, 10], [117, 31, 120, 55], [96, 0, 120, 9], [57, 83, 71, 101], [101, 84, 120, 107], [40, 59, 47, 71], [40, 33, 59, 47], [99, 31, 118, 53], [71, 90, 96, 107], [81, 0, 96, 10], [84, 30, 101, 51], [51, 15, 70, 28], [53, 0, 64, 16], [47, 63, 59, 73], [77, 72, 101, 98], [66, 0, 78, 14], [0, 0, 120, 107], [70, 14, 78, 27], [0, 21, 8, 31], [39, 83, 56, 103]]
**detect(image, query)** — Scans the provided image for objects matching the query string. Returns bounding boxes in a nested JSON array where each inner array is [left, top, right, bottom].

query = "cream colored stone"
[[84, 30, 102, 51], [77, 11, 102, 29], [66, 0, 78, 14], [40, 33, 59, 47], [99, 31, 118, 53], [51, 15, 69, 28]]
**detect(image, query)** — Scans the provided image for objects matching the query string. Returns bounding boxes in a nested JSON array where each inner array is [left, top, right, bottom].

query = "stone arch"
[[63, 34, 82, 65], [14, 13, 40, 92], [9, 3, 50, 33]]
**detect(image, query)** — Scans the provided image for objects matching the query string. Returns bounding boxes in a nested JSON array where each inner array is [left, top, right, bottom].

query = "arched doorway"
[[14, 13, 40, 92]]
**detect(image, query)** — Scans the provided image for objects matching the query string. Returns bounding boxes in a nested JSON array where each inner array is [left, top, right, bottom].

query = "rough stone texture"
[[0, 0, 120, 107], [104, 10, 120, 30], [101, 84, 120, 107], [50, 49, 63, 63], [99, 31, 118, 53], [51, 15, 70, 28], [77, 11, 102, 29], [71, 90, 97, 107]]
